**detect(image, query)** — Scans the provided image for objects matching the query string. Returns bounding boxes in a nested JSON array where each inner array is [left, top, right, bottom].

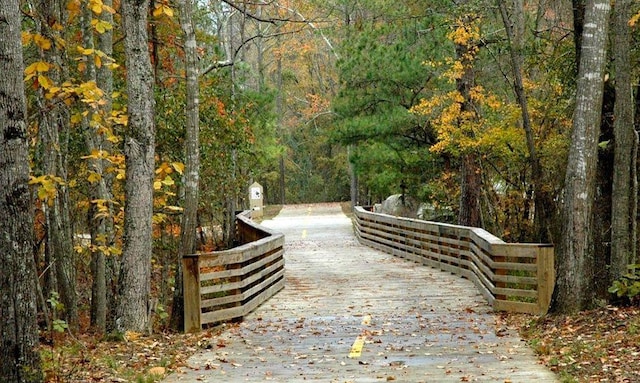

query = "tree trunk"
[[82, 0, 116, 334], [37, 0, 78, 330], [572, 0, 586, 71], [95, 0, 119, 332], [171, 0, 201, 331], [551, 0, 610, 313], [497, 0, 553, 242], [458, 153, 481, 227], [610, 0, 636, 281], [0, 1, 43, 380], [117, 0, 156, 333], [276, 54, 286, 205], [454, 16, 482, 228]]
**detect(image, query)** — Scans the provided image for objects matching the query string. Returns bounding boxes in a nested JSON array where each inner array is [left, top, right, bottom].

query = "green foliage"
[[332, 1, 450, 203], [609, 265, 640, 304]]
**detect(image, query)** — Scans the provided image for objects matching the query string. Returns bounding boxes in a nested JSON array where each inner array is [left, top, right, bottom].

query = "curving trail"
[[164, 203, 556, 383]]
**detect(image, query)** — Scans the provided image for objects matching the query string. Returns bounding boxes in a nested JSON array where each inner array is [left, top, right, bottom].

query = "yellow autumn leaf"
[[163, 5, 174, 17], [87, 172, 102, 184], [153, 180, 162, 190], [152, 213, 167, 225], [25, 61, 50, 75], [38, 75, 53, 89], [94, 19, 113, 34], [22, 31, 33, 45], [152, 5, 164, 17], [34, 34, 52, 50], [77, 45, 94, 55], [155, 163, 167, 175], [90, 0, 103, 14], [28, 175, 46, 185], [67, 0, 81, 18], [171, 162, 185, 174], [161, 176, 175, 186], [71, 113, 83, 124], [95, 55, 102, 68]]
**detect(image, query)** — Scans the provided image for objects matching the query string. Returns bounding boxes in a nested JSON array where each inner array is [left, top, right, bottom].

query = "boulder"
[[378, 194, 419, 218]]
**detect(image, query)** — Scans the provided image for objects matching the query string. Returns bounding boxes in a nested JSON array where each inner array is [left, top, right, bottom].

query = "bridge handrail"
[[183, 211, 285, 332], [354, 206, 554, 315]]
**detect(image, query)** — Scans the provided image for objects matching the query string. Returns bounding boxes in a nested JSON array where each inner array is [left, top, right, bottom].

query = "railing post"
[[183, 255, 201, 333], [536, 245, 555, 314]]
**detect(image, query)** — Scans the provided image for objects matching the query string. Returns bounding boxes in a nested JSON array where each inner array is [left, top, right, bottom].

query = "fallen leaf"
[[148, 367, 165, 376]]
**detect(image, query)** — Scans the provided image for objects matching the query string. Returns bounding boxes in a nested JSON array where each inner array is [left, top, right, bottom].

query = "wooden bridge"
[[165, 203, 557, 382]]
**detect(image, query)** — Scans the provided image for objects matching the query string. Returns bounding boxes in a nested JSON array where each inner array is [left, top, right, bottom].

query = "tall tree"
[[171, 0, 201, 331], [496, 0, 553, 242], [552, 0, 610, 313], [0, 0, 43, 380], [116, 0, 156, 333], [81, 0, 117, 333], [453, 12, 482, 228], [610, 0, 637, 281], [36, 0, 78, 330]]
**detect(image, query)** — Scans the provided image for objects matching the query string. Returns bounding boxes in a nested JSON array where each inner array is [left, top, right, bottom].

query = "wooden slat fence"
[[183, 211, 285, 332], [354, 206, 554, 315]]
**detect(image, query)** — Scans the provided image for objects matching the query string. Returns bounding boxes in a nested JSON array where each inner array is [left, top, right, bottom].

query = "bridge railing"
[[183, 211, 285, 332], [354, 206, 554, 315]]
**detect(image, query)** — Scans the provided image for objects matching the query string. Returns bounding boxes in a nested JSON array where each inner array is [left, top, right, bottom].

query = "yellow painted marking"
[[348, 335, 366, 358], [302, 229, 307, 238]]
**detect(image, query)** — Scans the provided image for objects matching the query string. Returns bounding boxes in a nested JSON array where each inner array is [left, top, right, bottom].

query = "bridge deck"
[[164, 203, 556, 382]]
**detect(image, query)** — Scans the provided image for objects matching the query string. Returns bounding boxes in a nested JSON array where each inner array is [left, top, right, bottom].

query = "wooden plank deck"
[[163, 203, 557, 382]]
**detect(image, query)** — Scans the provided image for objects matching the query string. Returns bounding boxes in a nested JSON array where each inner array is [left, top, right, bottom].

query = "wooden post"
[[183, 255, 201, 333], [536, 245, 555, 314]]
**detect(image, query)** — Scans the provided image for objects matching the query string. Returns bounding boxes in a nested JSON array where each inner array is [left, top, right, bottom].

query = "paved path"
[[164, 203, 556, 382]]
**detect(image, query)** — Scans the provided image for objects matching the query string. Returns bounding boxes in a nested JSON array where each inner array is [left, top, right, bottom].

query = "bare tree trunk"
[[37, 0, 78, 330], [276, 53, 287, 205], [117, 0, 156, 333], [458, 153, 481, 227], [171, 0, 201, 331], [497, 0, 553, 242], [551, 0, 610, 313], [0, 1, 43, 380], [95, 0, 119, 332], [610, 0, 636, 281], [81, 0, 116, 334]]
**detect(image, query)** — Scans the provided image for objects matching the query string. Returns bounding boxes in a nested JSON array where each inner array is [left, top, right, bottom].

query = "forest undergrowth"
[[503, 306, 640, 383]]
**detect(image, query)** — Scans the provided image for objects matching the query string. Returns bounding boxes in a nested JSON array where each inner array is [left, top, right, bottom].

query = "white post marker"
[[249, 182, 263, 219]]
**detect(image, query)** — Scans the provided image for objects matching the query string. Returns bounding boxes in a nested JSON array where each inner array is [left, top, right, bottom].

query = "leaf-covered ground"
[[503, 306, 640, 383], [44, 307, 640, 382], [41, 325, 228, 382]]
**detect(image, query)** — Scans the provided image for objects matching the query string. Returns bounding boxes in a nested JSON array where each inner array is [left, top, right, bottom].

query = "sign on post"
[[249, 182, 263, 219]]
